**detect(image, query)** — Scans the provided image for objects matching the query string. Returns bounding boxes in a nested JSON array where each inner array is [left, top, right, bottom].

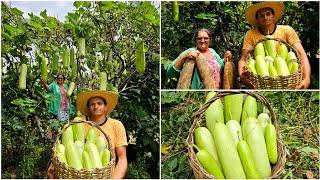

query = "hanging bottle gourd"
[[134, 38, 146, 74], [51, 53, 59, 74], [78, 38, 86, 57], [40, 55, 48, 81], [18, 63, 27, 90], [99, 72, 107, 90], [63, 47, 70, 69]]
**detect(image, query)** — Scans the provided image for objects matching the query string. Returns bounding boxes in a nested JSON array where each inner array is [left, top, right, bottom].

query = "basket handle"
[[187, 91, 278, 144], [192, 91, 277, 124], [57, 119, 107, 138], [251, 37, 296, 53]]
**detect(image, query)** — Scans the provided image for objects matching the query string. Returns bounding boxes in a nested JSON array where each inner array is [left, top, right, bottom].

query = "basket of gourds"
[[52, 118, 116, 179], [186, 91, 286, 179], [243, 36, 302, 89]]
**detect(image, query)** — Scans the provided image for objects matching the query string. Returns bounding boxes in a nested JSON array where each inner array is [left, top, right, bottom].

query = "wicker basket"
[[186, 91, 286, 179], [243, 37, 302, 89], [52, 120, 116, 179]]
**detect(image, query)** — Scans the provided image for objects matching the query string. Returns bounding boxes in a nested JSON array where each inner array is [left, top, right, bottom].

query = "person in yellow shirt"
[[238, 2, 311, 89], [47, 90, 128, 179]]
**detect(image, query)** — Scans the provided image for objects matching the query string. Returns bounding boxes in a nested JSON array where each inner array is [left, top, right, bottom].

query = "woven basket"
[[52, 120, 116, 179], [186, 91, 286, 179], [243, 37, 302, 89]]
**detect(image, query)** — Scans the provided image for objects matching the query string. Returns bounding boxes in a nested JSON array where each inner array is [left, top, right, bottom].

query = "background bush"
[[1, 1, 159, 178]]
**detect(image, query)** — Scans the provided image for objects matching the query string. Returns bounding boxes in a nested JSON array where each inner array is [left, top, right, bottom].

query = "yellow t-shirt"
[[81, 116, 128, 153], [242, 25, 301, 50]]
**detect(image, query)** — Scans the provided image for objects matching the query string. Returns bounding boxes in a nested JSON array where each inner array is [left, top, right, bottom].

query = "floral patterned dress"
[[207, 56, 222, 88]]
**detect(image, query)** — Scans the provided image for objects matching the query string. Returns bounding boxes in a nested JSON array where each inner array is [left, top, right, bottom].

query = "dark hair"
[[56, 74, 65, 80], [255, 7, 275, 19], [194, 28, 212, 42], [87, 96, 107, 107]]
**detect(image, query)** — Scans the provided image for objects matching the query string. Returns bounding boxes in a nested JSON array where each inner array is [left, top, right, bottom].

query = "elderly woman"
[[166, 28, 232, 89], [42, 74, 74, 120], [238, 2, 311, 89]]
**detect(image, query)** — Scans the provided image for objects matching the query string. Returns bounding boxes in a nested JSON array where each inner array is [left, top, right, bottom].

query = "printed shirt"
[[59, 86, 69, 110], [207, 56, 221, 88], [243, 25, 301, 50], [166, 47, 224, 89], [82, 117, 128, 153]]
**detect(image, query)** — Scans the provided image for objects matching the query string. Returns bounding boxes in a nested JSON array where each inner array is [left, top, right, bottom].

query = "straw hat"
[[245, 2, 285, 26], [76, 90, 118, 116]]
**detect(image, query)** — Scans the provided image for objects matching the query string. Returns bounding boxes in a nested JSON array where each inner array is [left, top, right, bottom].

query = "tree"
[[1, 1, 159, 178]]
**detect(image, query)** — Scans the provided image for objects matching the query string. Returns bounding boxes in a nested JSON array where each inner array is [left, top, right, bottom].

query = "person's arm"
[[238, 49, 255, 89], [292, 42, 311, 89], [112, 146, 127, 179], [47, 162, 55, 179], [210, 48, 224, 69], [223, 51, 233, 62], [41, 79, 49, 91], [174, 50, 199, 70], [166, 48, 199, 79]]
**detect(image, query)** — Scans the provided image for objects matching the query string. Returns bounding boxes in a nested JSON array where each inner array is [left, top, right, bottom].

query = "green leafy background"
[[1, 1, 159, 178]]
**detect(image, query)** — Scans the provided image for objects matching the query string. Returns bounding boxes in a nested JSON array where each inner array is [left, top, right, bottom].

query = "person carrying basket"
[[238, 2, 311, 89], [48, 90, 128, 179]]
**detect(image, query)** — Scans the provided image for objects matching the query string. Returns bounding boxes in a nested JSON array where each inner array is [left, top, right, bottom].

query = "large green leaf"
[[40, 9, 47, 18], [4, 24, 17, 35], [99, 1, 114, 11], [12, 7, 23, 16]]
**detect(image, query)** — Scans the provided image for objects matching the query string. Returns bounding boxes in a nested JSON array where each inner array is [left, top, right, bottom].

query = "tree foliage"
[[1, 1, 159, 178], [161, 1, 319, 89]]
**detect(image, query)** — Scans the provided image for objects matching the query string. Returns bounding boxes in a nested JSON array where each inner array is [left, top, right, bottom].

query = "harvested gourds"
[[223, 56, 235, 89], [193, 92, 278, 178], [248, 36, 299, 77], [177, 60, 195, 89], [56, 118, 110, 170]]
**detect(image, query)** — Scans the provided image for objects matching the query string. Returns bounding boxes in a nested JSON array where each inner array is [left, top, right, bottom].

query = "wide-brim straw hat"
[[76, 90, 118, 116], [245, 2, 285, 26]]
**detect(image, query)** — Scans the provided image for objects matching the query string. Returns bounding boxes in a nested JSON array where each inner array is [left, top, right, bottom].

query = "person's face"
[[256, 8, 275, 26], [87, 97, 107, 117], [56, 76, 64, 85], [196, 31, 211, 51]]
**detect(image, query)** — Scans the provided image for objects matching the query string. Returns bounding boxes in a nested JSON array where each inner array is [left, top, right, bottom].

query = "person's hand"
[[47, 163, 55, 179], [186, 50, 200, 60], [295, 78, 310, 89], [174, 50, 200, 70], [240, 71, 256, 89], [224, 51, 232, 62], [41, 78, 48, 84]]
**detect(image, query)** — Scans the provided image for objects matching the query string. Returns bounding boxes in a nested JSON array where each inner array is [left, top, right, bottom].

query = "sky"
[[7, 1, 76, 22], [7, 1, 160, 22]]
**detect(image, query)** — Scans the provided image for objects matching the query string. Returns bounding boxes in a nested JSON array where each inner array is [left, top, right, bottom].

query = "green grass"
[[161, 91, 319, 179]]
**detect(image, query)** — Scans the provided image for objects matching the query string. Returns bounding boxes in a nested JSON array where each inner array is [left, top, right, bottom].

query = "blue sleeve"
[[65, 83, 69, 90], [166, 48, 196, 79], [48, 82, 54, 93]]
